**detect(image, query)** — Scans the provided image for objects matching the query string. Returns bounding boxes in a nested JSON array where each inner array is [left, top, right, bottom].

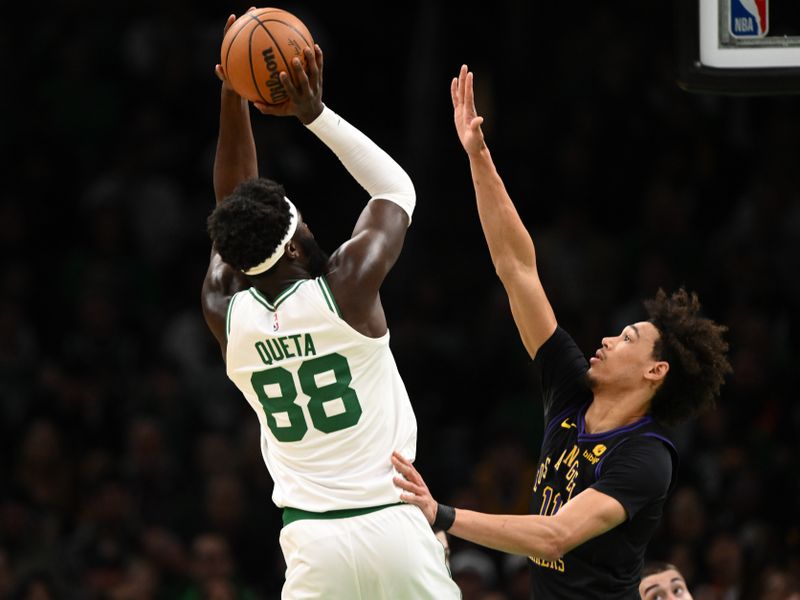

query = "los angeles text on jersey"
[[255, 334, 317, 365], [530, 556, 565, 572], [530, 430, 608, 573]]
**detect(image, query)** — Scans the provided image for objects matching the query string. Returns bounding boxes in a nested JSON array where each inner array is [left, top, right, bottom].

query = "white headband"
[[242, 197, 299, 276]]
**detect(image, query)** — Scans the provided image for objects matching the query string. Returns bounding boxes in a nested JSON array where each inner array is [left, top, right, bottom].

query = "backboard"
[[677, 0, 800, 94]]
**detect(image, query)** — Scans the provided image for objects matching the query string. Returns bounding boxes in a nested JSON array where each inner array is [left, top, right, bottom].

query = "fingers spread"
[[400, 492, 420, 504], [391, 451, 411, 465], [278, 71, 301, 101], [465, 71, 476, 108], [314, 44, 323, 69], [301, 48, 317, 86], [393, 476, 418, 492], [391, 454, 413, 473], [290, 56, 310, 91], [458, 64, 468, 102]]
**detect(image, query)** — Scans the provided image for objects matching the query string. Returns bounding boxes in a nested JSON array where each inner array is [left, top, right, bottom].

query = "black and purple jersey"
[[529, 327, 678, 599]]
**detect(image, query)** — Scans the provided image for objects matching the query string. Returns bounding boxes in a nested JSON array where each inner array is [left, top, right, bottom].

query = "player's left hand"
[[451, 64, 486, 157], [253, 45, 324, 124], [214, 8, 256, 95], [392, 451, 438, 525]]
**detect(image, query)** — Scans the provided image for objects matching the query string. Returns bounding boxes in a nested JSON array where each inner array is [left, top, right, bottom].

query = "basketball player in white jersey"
[[201, 13, 460, 600]]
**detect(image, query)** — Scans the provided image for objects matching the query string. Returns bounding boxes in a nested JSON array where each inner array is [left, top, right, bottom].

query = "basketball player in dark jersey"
[[392, 66, 732, 598]]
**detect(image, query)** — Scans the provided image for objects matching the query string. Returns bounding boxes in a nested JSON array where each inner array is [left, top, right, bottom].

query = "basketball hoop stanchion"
[[677, 0, 800, 95]]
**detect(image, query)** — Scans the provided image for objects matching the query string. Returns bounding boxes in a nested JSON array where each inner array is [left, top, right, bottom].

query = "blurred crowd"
[[2, 1, 800, 598]]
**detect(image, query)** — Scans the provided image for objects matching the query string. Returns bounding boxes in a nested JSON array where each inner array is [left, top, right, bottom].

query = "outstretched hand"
[[252, 45, 325, 124], [451, 64, 486, 157], [392, 451, 438, 525], [214, 9, 256, 96]]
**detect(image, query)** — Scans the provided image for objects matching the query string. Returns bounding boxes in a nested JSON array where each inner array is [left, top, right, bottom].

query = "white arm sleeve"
[[305, 105, 416, 223]]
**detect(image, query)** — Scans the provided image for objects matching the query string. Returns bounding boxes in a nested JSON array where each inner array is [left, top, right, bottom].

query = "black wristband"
[[432, 503, 456, 532]]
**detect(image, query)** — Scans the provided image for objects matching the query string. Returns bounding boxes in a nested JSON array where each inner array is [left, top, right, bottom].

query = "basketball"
[[221, 8, 315, 105]]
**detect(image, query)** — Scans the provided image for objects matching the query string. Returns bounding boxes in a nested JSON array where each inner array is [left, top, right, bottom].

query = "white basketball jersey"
[[225, 277, 418, 512]]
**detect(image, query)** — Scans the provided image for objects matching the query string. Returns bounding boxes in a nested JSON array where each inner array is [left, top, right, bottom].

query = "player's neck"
[[585, 388, 650, 434], [251, 265, 312, 301]]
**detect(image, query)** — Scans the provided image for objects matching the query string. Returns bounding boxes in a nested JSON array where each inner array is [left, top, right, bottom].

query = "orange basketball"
[[221, 8, 315, 105]]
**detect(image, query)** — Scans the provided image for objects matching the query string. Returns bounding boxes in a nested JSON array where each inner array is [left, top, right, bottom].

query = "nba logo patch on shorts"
[[730, 0, 768, 38]]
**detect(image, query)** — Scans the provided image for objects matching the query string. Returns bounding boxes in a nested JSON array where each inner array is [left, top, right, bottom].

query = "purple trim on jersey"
[[577, 403, 653, 442], [543, 405, 579, 441], [639, 432, 676, 452]]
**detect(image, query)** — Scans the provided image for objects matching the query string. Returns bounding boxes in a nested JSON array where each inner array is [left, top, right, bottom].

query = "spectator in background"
[[10, 569, 63, 600], [639, 561, 693, 600], [449, 548, 498, 600], [0, 549, 12, 598], [179, 533, 256, 600], [502, 554, 531, 600], [694, 532, 744, 600], [755, 565, 800, 600]]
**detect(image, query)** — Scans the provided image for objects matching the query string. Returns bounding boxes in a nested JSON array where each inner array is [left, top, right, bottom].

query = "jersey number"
[[539, 485, 563, 517], [250, 353, 363, 442]]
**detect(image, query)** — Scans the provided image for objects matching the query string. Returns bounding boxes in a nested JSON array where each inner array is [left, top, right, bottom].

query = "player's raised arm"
[[452, 65, 556, 358], [255, 45, 414, 334], [213, 13, 259, 204], [201, 12, 256, 352]]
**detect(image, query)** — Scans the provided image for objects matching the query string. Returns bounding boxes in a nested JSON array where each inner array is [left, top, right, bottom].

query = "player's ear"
[[645, 361, 669, 382], [285, 240, 300, 259]]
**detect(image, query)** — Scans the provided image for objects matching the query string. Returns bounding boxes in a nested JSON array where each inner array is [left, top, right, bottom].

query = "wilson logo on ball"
[[262, 48, 288, 103]]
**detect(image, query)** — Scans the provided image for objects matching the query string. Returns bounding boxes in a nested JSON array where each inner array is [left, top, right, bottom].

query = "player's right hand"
[[252, 45, 325, 125]]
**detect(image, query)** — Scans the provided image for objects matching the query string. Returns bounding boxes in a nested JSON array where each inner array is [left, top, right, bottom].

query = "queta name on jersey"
[[255, 333, 317, 366]]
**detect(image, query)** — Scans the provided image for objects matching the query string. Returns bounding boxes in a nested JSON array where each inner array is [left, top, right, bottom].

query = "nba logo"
[[730, 0, 768, 38]]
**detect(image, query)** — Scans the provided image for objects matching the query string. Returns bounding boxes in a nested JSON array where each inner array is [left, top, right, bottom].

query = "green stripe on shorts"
[[282, 502, 403, 527]]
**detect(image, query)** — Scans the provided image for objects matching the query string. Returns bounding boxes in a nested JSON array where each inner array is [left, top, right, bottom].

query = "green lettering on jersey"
[[279, 336, 295, 359], [304, 334, 317, 356], [267, 339, 285, 361], [289, 334, 303, 356], [251, 367, 307, 442], [251, 352, 361, 441], [255, 341, 273, 366], [299, 353, 362, 433]]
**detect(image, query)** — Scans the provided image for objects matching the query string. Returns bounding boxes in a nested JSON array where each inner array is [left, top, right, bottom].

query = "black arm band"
[[432, 503, 456, 532]]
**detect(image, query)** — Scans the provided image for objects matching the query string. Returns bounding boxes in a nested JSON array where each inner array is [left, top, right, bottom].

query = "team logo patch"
[[592, 444, 607, 457], [730, 0, 768, 38]]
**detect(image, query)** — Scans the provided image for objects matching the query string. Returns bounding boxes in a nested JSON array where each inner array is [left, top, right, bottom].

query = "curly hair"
[[207, 178, 290, 273], [645, 288, 732, 425]]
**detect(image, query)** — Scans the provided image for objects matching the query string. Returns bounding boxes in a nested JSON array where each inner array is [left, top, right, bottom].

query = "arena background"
[[1, 1, 799, 598]]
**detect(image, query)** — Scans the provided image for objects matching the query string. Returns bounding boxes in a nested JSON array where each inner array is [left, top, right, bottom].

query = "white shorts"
[[279, 503, 461, 599]]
